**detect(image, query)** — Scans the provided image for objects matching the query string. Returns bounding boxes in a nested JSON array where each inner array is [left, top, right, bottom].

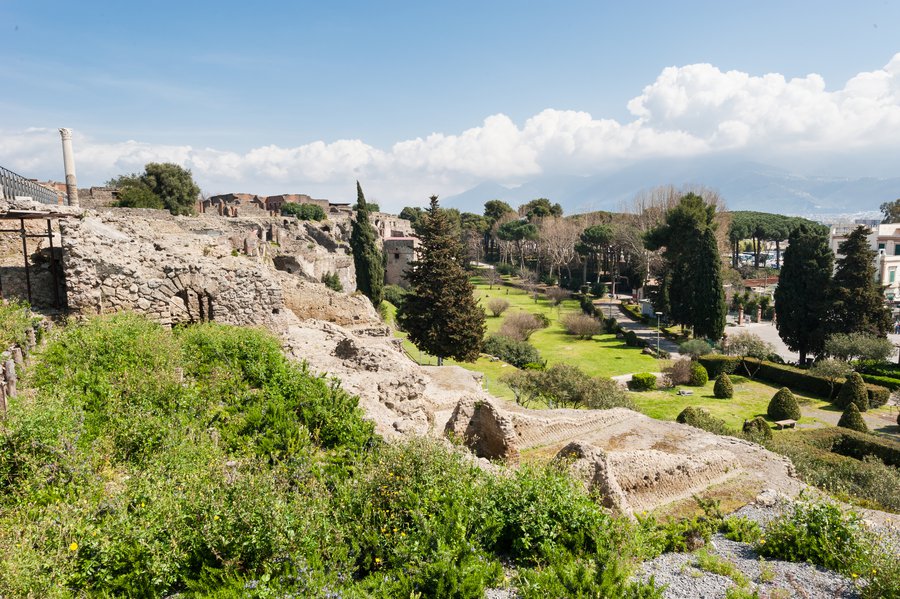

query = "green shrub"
[[858, 372, 900, 391], [767, 387, 801, 421], [865, 383, 890, 408], [688, 362, 708, 386], [628, 373, 657, 392], [281, 202, 326, 220], [713, 373, 733, 398], [679, 339, 712, 360], [320, 271, 343, 292], [837, 403, 868, 433], [720, 516, 761, 543], [741, 417, 772, 441], [495, 262, 518, 276], [562, 313, 603, 339], [623, 330, 642, 347], [676, 407, 731, 436], [486, 297, 511, 317], [383, 284, 407, 309], [483, 334, 543, 369], [579, 294, 596, 316], [0, 300, 36, 350], [836, 372, 868, 411], [698, 354, 740, 378]]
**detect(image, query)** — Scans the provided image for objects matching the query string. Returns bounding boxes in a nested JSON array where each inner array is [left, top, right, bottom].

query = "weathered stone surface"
[[444, 397, 519, 464], [554, 441, 632, 516]]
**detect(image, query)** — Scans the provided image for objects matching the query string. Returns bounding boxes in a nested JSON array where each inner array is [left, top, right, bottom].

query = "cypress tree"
[[692, 228, 726, 340], [774, 224, 834, 365], [349, 181, 384, 307], [829, 226, 891, 337], [835, 372, 868, 412], [837, 403, 868, 433], [398, 195, 486, 365]]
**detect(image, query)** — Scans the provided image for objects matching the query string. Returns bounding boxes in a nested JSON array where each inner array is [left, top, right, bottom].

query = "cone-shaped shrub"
[[713, 373, 734, 399], [742, 416, 772, 441], [835, 372, 868, 412], [767, 387, 801, 421], [837, 402, 868, 433], [688, 362, 709, 387]]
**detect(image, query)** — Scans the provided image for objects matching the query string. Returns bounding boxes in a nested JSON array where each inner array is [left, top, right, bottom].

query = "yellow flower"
[[140, 502, 145, 508], [213, 515, 220, 521], [759, 539, 765, 545], [69, 542, 78, 552], [872, 569, 878, 575], [375, 557, 382, 564], [852, 573, 858, 579]]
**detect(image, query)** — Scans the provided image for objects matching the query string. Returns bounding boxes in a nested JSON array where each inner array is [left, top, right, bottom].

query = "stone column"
[[738, 306, 744, 326], [4, 359, 16, 399], [59, 128, 79, 207], [756, 305, 762, 323]]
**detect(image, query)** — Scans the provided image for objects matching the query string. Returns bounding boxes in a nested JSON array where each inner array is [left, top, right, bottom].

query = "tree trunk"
[[775, 240, 781, 269]]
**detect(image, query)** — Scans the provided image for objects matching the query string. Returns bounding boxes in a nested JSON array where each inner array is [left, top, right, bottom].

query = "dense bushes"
[[383, 284, 407, 309], [486, 297, 510, 317], [713, 373, 733, 398], [742, 417, 772, 441], [321, 271, 343, 291], [628, 373, 657, 391], [502, 364, 632, 410], [837, 403, 868, 433], [281, 202, 326, 221], [767, 387, 801, 421], [499, 311, 547, 341], [0, 300, 37, 350], [482, 334, 543, 369]]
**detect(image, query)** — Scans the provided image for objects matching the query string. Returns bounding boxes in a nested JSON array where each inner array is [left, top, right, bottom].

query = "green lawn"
[[629, 374, 829, 430]]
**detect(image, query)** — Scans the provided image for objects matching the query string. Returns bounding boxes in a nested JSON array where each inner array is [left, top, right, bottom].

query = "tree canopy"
[[828, 226, 891, 337], [521, 198, 563, 220], [281, 202, 326, 221], [880, 199, 900, 224], [111, 162, 200, 215], [728, 211, 828, 268]]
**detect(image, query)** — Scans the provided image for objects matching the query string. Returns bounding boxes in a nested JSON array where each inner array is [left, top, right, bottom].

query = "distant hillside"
[[442, 158, 899, 217]]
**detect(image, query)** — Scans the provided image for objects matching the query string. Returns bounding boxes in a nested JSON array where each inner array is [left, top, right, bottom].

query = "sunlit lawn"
[[629, 374, 830, 430]]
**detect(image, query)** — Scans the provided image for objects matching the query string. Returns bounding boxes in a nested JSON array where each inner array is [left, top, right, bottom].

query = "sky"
[[1, 1, 900, 211]]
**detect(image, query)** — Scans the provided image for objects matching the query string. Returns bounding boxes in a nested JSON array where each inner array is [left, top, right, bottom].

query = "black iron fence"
[[0, 166, 60, 205]]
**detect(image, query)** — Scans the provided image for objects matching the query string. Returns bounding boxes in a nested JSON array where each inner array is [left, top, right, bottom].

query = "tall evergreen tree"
[[692, 228, 726, 339], [645, 193, 725, 339], [398, 195, 486, 365], [774, 224, 834, 364], [828, 226, 891, 337], [349, 181, 384, 307]]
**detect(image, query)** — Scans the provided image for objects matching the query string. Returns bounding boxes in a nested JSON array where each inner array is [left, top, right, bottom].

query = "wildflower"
[[759, 539, 765, 545], [69, 542, 78, 552], [852, 573, 858, 579], [213, 515, 220, 521], [374, 557, 382, 564]]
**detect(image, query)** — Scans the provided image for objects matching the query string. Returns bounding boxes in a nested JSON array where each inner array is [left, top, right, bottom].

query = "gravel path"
[[603, 301, 682, 356]]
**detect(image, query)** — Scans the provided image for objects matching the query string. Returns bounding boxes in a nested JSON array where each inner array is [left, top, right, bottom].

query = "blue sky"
[[2, 1, 900, 208]]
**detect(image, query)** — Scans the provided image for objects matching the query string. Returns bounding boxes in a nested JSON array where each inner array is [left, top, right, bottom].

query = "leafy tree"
[[679, 339, 712, 360], [116, 181, 164, 209], [692, 228, 726, 340], [721, 331, 774, 378], [111, 162, 200, 215], [713, 373, 733, 399], [825, 332, 894, 363], [349, 181, 385, 307], [835, 372, 868, 411], [880, 199, 900, 224], [828, 226, 891, 337], [398, 195, 485, 364], [767, 387, 801, 421], [837, 403, 868, 432], [809, 358, 853, 399], [281, 202, 326, 221], [497, 220, 539, 269], [483, 200, 514, 223], [501, 363, 628, 409], [521, 198, 562, 220], [575, 224, 613, 284], [774, 224, 834, 364]]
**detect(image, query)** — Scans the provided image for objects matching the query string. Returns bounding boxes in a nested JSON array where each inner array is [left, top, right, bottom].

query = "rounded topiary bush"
[[767, 387, 801, 421], [713, 373, 734, 399], [836, 372, 868, 412], [742, 416, 772, 441], [676, 406, 730, 436], [627, 372, 657, 391], [688, 362, 709, 387], [837, 402, 868, 433]]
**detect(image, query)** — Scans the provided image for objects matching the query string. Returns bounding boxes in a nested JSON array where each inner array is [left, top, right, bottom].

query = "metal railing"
[[0, 166, 61, 205]]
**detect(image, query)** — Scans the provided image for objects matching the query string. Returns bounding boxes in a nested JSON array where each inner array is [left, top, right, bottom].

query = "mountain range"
[[441, 158, 898, 218]]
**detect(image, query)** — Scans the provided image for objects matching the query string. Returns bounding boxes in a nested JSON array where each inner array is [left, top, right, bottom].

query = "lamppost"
[[655, 311, 663, 357]]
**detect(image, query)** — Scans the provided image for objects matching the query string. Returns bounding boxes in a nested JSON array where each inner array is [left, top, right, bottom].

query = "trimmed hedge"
[[830, 430, 900, 467], [859, 372, 900, 391], [713, 373, 734, 399], [688, 362, 708, 387], [698, 354, 889, 405], [837, 403, 868, 433], [627, 373, 657, 391], [835, 372, 868, 412], [742, 417, 772, 441], [483, 335, 543, 369], [768, 387, 801, 421]]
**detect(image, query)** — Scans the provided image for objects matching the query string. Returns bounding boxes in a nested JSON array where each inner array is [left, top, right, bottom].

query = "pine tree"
[[837, 402, 868, 433], [829, 226, 891, 337], [774, 225, 834, 364], [692, 228, 726, 340], [398, 195, 486, 365], [349, 181, 384, 307]]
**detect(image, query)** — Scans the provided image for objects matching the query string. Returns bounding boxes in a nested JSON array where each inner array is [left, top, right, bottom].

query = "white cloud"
[[3, 53, 900, 210]]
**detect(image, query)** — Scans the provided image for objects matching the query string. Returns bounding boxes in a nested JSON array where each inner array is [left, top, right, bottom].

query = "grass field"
[[628, 374, 830, 430]]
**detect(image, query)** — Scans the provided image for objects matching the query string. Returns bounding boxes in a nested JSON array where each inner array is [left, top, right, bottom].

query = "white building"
[[830, 223, 900, 303]]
